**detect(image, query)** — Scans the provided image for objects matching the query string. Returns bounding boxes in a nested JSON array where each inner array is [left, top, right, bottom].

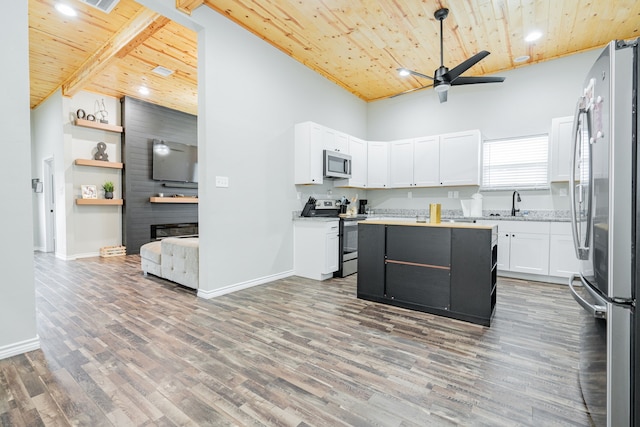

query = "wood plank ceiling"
[[29, 0, 640, 115]]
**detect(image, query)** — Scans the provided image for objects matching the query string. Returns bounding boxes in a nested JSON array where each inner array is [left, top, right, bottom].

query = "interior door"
[[44, 157, 56, 253]]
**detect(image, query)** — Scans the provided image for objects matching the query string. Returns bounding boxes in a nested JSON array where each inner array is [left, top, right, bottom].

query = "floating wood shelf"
[[74, 159, 123, 169], [149, 197, 198, 204], [76, 199, 123, 206], [75, 118, 123, 133]]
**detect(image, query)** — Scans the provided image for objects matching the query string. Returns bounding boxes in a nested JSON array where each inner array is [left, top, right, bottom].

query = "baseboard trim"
[[197, 270, 294, 299], [0, 336, 41, 360], [55, 252, 100, 261], [498, 271, 569, 285]]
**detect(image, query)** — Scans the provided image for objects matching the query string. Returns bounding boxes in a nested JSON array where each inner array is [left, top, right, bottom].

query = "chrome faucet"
[[511, 191, 521, 216]]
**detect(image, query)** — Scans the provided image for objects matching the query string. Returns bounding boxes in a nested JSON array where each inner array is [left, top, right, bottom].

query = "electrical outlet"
[[448, 191, 453, 198], [215, 176, 229, 188], [297, 192, 301, 200], [453, 191, 459, 198], [408, 191, 412, 199], [559, 188, 568, 197]]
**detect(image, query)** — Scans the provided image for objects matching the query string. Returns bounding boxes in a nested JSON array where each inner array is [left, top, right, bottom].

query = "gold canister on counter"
[[429, 203, 441, 223]]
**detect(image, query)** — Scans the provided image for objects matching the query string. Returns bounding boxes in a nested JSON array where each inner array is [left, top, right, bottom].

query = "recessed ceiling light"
[[514, 55, 530, 63], [55, 3, 77, 17], [398, 68, 410, 77], [152, 66, 175, 77], [525, 31, 542, 43], [139, 86, 150, 95]]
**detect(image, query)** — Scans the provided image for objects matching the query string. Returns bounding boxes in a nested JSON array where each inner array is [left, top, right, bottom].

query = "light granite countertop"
[[293, 209, 571, 222]]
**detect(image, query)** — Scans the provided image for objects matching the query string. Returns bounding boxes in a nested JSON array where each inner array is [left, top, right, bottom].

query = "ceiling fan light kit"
[[395, 7, 505, 103]]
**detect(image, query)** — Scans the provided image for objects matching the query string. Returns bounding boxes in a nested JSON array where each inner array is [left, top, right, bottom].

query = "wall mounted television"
[[152, 140, 198, 183]]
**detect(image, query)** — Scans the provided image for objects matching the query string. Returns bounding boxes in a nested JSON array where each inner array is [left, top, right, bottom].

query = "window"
[[482, 135, 549, 190]]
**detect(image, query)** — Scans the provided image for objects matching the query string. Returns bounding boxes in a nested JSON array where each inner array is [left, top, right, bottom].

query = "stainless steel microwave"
[[323, 150, 352, 179]]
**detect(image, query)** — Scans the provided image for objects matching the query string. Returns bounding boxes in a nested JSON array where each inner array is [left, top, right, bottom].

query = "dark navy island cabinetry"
[[358, 220, 498, 326]]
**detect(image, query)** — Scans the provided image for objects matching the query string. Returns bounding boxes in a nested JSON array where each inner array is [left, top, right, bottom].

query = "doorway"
[[44, 157, 55, 253]]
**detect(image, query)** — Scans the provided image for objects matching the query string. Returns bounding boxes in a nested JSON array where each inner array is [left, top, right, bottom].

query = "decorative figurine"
[[94, 142, 109, 161], [95, 99, 109, 124]]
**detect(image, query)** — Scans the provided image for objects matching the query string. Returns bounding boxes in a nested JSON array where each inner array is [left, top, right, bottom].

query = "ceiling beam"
[[61, 8, 168, 98], [176, 0, 204, 15]]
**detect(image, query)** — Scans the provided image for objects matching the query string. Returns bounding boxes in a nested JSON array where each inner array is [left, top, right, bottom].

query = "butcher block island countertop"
[[357, 220, 498, 326]]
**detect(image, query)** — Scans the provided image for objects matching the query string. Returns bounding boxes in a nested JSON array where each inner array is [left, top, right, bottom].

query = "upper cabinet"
[[439, 130, 482, 186], [367, 141, 389, 189], [389, 139, 415, 188], [413, 136, 440, 187], [389, 130, 481, 188], [323, 128, 349, 153], [334, 136, 368, 188], [549, 116, 574, 182], [294, 121, 325, 185], [294, 121, 481, 189]]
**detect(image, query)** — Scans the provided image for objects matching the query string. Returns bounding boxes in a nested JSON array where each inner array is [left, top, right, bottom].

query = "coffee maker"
[[358, 199, 368, 215]]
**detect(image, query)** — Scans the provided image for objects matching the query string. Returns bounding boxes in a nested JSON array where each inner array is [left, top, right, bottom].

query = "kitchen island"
[[358, 220, 498, 326]]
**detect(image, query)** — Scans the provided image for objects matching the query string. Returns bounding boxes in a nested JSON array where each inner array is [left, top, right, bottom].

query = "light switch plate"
[[215, 176, 229, 188]]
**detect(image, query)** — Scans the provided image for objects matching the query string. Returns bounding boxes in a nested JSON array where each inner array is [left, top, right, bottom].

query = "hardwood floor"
[[0, 253, 590, 426]]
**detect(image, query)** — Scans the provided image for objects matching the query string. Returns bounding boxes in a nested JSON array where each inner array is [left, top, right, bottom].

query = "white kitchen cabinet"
[[389, 136, 440, 188], [325, 229, 339, 273], [389, 139, 415, 188], [387, 131, 480, 188], [334, 136, 368, 188], [496, 232, 510, 270], [294, 220, 339, 280], [479, 220, 550, 275], [509, 232, 550, 275], [367, 141, 389, 189], [550, 116, 574, 182], [439, 130, 482, 186], [413, 135, 440, 187], [549, 222, 580, 278], [294, 121, 324, 184], [323, 128, 349, 153]]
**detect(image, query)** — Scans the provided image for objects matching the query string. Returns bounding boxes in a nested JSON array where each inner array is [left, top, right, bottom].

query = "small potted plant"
[[102, 181, 115, 199]]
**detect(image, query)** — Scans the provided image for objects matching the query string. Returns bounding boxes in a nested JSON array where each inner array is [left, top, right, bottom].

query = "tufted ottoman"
[[140, 240, 162, 277], [140, 237, 199, 289]]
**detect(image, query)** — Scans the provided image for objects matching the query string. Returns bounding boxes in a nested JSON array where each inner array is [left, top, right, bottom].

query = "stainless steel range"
[[334, 216, 367, 278]]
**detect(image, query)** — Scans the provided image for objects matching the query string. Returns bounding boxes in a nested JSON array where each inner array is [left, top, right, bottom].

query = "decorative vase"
[[105, 191, 114, 199]]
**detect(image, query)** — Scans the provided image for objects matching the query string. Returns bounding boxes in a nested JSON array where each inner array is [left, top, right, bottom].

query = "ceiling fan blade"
[[438, 90, 448, 103], [450, 76, 506, 85], [445, 51, 490, 82], [397, 68, 434, 81], [390, 83, 434, 98]]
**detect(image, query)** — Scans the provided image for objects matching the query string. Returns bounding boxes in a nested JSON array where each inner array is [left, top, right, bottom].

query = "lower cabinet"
[[358, 222, 497, 326], [480, 220, 550, 275], [478, 220, 578, 282], [294, 220, 339, 280], [549, 222, 580, 277]]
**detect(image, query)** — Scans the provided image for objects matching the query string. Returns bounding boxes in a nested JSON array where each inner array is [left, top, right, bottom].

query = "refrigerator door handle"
[[569, 274, 607, 319], [569, 96, 592, 260]]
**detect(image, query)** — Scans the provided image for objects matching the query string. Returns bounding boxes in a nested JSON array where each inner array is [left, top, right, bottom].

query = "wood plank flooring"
[[0, 253, 590, 426]]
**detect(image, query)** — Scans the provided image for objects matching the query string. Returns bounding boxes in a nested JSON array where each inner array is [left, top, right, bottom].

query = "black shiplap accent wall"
[[121, 97, 198, 254]]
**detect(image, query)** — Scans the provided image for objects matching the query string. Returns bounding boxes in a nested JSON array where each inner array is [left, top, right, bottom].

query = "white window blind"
[[482, 135, 549, 190]]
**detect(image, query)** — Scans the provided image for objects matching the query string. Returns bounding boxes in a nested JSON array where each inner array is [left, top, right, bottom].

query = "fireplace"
[[151, 223, 198, 240]]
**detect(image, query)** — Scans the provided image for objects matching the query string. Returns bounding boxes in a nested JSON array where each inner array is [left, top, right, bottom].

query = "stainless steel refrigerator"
[[569, 39, 639, 427]]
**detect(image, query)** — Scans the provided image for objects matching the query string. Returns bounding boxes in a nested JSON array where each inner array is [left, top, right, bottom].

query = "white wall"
[[31, 91, 122, 259], [31, 91, 64, 253], [136, 2, 367, 296], [0, 1, 39, 359], [62, 93, 122, 259], [366, 50, 602, 213]]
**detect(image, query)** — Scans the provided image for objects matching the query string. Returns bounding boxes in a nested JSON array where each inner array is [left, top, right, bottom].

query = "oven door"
[[337, 219, 358, 277]]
